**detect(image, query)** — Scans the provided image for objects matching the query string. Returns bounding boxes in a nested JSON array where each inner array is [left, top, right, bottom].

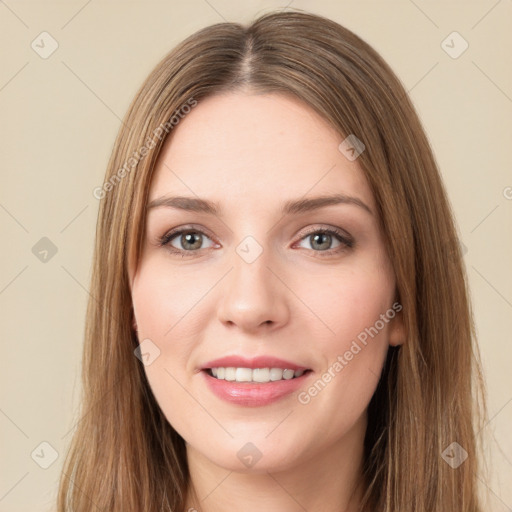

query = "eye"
[[294, 227, 354, 257], [158, 226, 216, 256], [157, 225, 354, 258]]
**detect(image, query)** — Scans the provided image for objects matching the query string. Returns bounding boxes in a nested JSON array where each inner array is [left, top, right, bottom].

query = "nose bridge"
[[216, 234, 288, 330]]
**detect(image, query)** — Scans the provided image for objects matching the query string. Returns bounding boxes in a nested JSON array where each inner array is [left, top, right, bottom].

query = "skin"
[[129, 91, 405, 512]]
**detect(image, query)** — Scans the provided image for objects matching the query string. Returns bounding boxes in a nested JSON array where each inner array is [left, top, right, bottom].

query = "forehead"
[[148, 92, 374, 212]]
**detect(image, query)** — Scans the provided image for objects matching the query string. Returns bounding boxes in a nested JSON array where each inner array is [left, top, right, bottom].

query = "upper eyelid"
[[162, 224, 217, 243]]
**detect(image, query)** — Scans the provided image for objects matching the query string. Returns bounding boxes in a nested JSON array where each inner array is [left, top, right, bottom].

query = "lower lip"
[[201, 370, 312, 407]]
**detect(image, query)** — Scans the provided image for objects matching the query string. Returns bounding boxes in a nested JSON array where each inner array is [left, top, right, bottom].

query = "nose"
[[216, 245, 290, 333]]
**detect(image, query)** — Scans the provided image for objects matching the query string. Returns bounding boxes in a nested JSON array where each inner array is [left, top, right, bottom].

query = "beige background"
[[1, 1, 511, 511]]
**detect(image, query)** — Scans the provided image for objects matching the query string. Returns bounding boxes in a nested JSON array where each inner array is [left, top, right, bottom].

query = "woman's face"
[[129, 91, 404, 473]]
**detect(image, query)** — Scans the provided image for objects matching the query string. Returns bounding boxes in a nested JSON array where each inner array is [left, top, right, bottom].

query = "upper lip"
[[200, 355, 311, 372]]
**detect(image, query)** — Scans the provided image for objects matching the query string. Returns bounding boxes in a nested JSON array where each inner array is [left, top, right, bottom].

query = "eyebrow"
[[146, 193, 373, 216]]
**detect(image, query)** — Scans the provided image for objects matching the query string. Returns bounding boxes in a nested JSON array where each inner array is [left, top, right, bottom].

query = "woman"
[[57, 10, 488, 512]]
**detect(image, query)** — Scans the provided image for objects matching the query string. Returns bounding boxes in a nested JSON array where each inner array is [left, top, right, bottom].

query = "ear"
[[388, 305, 405, 347]]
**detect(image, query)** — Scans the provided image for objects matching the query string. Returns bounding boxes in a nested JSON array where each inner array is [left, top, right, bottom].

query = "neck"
[[184, 412, 367, 512]]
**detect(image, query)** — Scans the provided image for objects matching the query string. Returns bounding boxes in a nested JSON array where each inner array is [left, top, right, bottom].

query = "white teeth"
[[269, 368, 283, 381], [225, 367, 236, 381], [253, 368, 270, 382], [208, 367, 307, 383], [283, 369, 295, 380], [235, 368, 252, 382]]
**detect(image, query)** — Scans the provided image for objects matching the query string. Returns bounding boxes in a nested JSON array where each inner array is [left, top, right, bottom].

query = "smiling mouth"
[[204, 367, 312, 383]]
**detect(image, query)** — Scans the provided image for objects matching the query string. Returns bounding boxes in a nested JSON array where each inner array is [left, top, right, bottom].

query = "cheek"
[[131, 261, 200, 432], [293, 264, 394, 417], [298, 260, 395, 346], [131, 257, 199, 397], [131, 253, 205, 342]]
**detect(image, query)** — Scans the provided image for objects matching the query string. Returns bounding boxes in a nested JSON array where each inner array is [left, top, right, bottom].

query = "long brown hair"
[[57, 9, 488, 511]]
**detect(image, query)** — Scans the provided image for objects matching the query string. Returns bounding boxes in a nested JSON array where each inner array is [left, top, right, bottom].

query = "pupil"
[[183, 232, 201, 250], [312, 233, 331, 250]]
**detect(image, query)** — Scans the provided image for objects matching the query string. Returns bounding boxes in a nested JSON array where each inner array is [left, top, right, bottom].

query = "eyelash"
[[157, 225, 354, 259]]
